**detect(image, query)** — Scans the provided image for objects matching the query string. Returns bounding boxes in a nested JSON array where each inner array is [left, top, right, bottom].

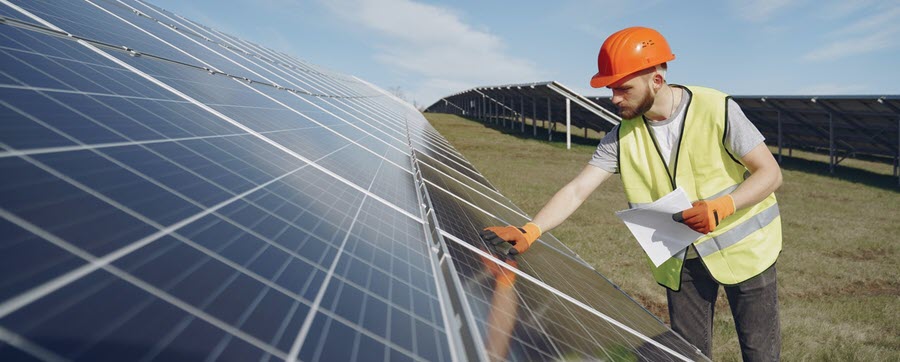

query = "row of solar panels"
[[425, 81, 620, 139], [0, 1, 706, 361], [428, 84, 899, 178], [590, 94, 900, 162]]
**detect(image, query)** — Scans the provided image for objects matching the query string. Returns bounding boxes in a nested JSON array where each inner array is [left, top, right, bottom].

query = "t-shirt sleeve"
[[726, 98, 766, 157], [589, 125, 619, 173]]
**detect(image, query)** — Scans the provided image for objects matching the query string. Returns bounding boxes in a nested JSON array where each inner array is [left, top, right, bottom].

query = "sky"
[[150, 0, 900, 109]]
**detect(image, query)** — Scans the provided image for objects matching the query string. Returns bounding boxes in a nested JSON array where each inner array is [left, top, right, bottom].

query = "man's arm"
[[674, 143, 782, 234], [530, 165, 613, 232], [481, 165, 612, 257], [731, 143, 783, 209]]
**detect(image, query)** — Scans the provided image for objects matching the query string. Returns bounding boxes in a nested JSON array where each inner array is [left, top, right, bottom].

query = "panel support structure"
[[548, 97, 553, 142], [520, 96, 525, 133], [532, 96, 537, 137], [829, 112, 834, 174], [777, 111, 783, 164], [566, 98, 571, 150]]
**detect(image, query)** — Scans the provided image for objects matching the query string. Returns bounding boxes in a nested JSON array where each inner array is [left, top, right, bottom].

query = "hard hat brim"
[[590, 71, 628, 88], [591, 70, 640, 88]]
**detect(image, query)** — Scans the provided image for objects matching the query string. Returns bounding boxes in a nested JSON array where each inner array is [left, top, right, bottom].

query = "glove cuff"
[[522, 222, 542, 245], [714, 195, 736, 218]]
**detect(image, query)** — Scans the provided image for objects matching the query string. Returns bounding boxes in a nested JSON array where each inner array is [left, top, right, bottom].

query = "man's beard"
[[617, 90, 654, 119]]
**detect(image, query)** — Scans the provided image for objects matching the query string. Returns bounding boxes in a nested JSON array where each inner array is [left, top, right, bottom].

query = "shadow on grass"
[[437, 114, 899, 191], [776, 155, 899, 192], [463, 116, 605, 148]]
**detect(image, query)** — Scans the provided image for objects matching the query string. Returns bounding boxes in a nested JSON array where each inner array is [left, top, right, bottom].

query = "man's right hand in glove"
[[479, 222, 542, 259]]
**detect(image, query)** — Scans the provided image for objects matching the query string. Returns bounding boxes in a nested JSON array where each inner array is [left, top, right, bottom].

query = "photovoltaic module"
[[0, 1, 708, 361]]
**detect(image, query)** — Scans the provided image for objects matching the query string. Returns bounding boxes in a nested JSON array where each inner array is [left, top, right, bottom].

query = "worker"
[[480, 26, 783, 361]]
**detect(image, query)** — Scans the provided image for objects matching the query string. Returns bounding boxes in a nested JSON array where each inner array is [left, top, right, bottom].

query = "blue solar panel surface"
[[0, 1, 708, 361]]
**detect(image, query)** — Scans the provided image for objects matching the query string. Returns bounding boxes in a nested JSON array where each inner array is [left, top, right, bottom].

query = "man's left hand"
[[674, 195, 735, 234]]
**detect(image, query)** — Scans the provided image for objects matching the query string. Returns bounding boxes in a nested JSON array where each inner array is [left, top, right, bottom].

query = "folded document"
[[614, 188, 704, 267]]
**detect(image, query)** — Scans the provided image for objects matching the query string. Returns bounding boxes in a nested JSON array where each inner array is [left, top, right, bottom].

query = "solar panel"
[[1, 1, 707, 361], [425, 81, 620, 142]]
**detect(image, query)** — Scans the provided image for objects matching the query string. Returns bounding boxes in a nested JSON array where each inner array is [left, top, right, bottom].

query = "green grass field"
[[424, 112, 900, 361]]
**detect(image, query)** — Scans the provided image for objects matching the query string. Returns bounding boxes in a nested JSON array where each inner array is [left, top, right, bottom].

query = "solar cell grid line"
[[121, 2, 412, 132], [0, 140, 382, 358], [417, 158, 527, 217], [403, 127, 471, 362], [419, 169, 583, 261], [445, 240, 627, 361], [0, 133, 337, 317], [16, 0, 376, 103], [95, 0, 367, 102], [239, 81, 414, 162], [412, 131, 471, 163], [43, 32, 424, 223], [0, 111, 335, 160], [285, 156, 407, 361], [421, 179, 674, 336], [412, 131, 462, 159], [0, 162, 326, 360], [442, 228, 652, 361], [0, 1, 721, 361], [0, 82, 324, 201], [148, 8, 371, 99], [423, 182, 704, 359], [7, 0, 203, 68], [0, 28, 184, 104], [0, 325, 67, 362], [441, 231, 700, 362], [416, 150, 504, 198], [234, 81, 413, 165], [0, 21, 436, 362], [412, 140, 494, 188], [306, 202, 453, 362], [166, 12, 361, 86], [411, 129, 480, 164]]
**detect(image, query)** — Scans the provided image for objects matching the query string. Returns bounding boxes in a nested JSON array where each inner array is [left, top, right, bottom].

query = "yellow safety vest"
[[618, 86, 782, 291]]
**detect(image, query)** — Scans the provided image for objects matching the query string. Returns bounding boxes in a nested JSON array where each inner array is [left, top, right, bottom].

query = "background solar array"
[[0, 1, 706, 361]]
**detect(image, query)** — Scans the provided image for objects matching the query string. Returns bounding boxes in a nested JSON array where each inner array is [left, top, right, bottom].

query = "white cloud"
[[733, 0, 803, 22], [802, 5, 900, 61], [801, 31, 896, 61], [321, 0, 543, 106]]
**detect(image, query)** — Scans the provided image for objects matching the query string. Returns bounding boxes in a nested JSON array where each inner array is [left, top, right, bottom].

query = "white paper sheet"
[[614, 187, 704, 267]]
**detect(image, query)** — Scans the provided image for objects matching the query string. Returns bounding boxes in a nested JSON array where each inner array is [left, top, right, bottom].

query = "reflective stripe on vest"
[[694, 203, 780, 257], [618, 85, 782, 290]]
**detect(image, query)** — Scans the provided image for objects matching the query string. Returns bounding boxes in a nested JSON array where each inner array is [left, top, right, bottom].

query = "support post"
[[548, 97, 553, 142], [566, 98, 571, 150], [777, 111, 783, 164], [532, 96, 537, 137], [520, 96, 525, 133], [829, 112, 834, 174], [501, 96, 506, 128]]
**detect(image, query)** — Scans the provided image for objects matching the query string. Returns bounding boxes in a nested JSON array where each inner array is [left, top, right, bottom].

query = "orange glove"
[[673, 195, 735, 234], [479, 222, 542, 259]]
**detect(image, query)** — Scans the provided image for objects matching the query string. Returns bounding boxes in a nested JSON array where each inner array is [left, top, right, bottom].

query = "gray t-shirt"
[[589, 89, 765, 173]]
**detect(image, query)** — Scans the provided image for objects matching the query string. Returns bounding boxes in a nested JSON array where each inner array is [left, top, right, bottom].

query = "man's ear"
[[651, 72, 665, 91]]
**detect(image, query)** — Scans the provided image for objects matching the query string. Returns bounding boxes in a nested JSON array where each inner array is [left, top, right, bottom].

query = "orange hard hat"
[[590, 26, 675, 88]]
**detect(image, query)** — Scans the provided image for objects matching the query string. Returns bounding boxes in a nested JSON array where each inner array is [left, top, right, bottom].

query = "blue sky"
[[151, 0, 900, 108]]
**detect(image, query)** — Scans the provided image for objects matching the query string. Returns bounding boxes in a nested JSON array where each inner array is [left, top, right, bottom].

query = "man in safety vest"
[[480, 26, 783, 361]]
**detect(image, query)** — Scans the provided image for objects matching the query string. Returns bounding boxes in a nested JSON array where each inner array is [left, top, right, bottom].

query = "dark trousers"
[[666, 258, 780, 361]]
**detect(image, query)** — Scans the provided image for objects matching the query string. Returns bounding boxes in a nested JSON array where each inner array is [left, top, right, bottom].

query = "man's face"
[[608, 71, 655, 119]]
